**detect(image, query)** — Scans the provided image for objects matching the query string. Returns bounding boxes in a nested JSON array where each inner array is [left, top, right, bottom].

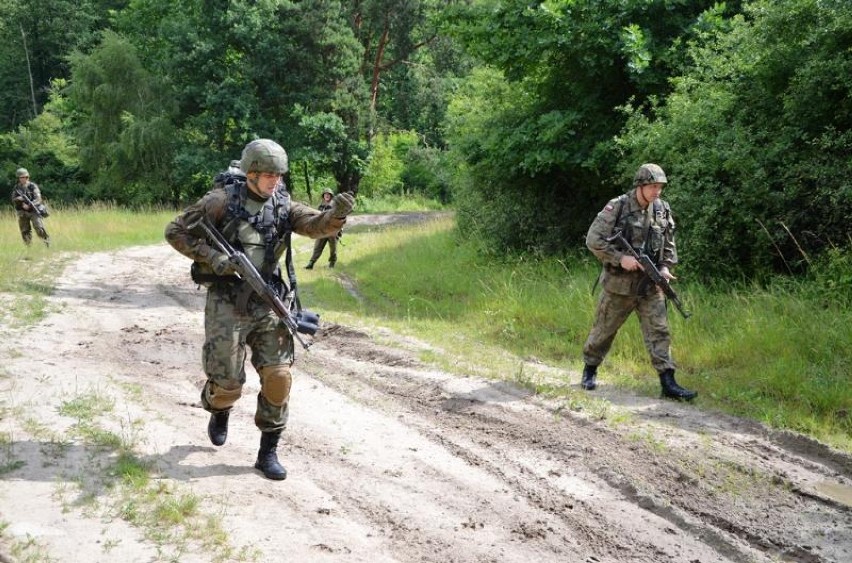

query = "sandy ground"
[[0, 213, 850, 563]]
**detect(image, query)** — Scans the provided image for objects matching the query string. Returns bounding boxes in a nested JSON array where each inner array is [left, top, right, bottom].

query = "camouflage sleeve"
[[164, 189, 230, 264], [585, 197, 624, 268], [660, 202, 678, 269], [289, 201, 346, 239], [30, 184, 43, 205]]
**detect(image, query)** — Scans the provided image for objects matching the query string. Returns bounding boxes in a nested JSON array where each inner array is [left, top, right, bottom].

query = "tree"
[[616, 0, 852, 280], [0, 0, 125, 132], [441, 0, 744, 254], [69, 31, 177, 204]]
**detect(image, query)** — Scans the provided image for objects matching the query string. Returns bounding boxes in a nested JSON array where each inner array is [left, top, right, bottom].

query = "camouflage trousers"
[[201, 284, 294, 432], [309, 236, 337, 264], [582, 288, 675, 373], [17, 212, 49, 245]]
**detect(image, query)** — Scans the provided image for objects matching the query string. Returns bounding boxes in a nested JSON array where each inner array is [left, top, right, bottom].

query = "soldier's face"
[[247, 172, 282, 198], [638, 182, 664, 207], [17, 175, 28, 185]]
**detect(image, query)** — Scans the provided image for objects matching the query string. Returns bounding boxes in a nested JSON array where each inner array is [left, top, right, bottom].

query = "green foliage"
[[616, 0, 852, 280], [69, 31, 177, 205], [360, 131, 418, 198], [401, 144, 453, 203], [0, 0, 117, 131], [442, 0, 738, 255], [0, 79, 87, 202]]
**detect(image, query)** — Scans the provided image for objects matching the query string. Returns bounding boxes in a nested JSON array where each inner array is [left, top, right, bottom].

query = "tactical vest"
[[613, 194, 672, 265], [192, 174, 296, 293]]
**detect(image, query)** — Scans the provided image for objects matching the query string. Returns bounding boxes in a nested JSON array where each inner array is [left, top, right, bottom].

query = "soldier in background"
[[304, 187, 339, 269], [165, 139, 354, 480], [580, 163, 696, 401], [10, 167, 50, 247]]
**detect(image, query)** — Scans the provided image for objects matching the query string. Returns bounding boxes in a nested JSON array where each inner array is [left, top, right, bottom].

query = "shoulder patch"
[[603, 204, 615, 212]]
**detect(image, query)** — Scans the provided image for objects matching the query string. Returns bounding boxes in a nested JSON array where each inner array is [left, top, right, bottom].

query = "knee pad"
[[205, 381, 242, 410], [259, 365, 292, 407]]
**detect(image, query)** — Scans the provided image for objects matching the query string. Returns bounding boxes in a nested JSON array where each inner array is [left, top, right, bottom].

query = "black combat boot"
[[328, 260, 335, 268], [255, 431, 287, 480], [659, 369, 697, 401], [207, 410, 230, 446], [580, 364, 598, 390], [305, 261, 314, 270]]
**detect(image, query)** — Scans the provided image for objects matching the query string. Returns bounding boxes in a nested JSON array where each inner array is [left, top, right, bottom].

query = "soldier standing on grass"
[[10, 167, 50, 247], [165, 139, 354, 480], [580, 163, 697, 401], [304, 187, 339, 269]]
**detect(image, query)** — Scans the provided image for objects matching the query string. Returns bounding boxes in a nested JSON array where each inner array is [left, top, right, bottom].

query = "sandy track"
[[0, 219, 849, 562]]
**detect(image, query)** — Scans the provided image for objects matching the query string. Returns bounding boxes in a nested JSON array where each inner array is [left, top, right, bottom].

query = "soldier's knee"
[[259, 365, 292, 407], [206, 381, 242, 410]]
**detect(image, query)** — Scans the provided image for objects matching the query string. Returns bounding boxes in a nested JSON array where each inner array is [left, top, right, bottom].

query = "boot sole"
[[254, 462, 287, 480], [661, 393, 697, 402]]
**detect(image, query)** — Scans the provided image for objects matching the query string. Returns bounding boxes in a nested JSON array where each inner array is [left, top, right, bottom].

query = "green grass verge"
[[297, 215, 851, 453]]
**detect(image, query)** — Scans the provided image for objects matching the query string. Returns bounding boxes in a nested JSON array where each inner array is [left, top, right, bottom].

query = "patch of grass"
[[298, 215, 852, 452], [58, 389, 116, 420], [0, 204, 177, 325]]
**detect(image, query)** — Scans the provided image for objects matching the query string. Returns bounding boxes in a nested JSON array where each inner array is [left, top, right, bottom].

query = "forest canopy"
[[1, 0, 849, 281]]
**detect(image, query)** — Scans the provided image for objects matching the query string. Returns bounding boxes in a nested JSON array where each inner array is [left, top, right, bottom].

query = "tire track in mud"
[[301, 325, 852, 563]]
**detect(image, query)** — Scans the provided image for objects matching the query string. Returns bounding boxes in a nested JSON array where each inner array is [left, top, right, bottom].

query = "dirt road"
[[1, 214, 850, 562]]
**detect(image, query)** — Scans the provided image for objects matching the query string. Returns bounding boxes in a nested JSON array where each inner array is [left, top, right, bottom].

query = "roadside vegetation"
[[4, 208, 846, 455]]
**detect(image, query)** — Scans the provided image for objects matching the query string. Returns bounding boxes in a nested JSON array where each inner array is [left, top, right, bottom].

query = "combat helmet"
[[633, 163, 667, 186], [16, 167, 29, 178], [240, 139, 289, 175], [321, 187, 334, 196]]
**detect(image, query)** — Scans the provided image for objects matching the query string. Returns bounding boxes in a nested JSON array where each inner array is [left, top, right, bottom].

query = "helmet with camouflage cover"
[[633, 163, 667, 187], [240, 139, 289, 175], [16, 167, 29, 178], [321, 187, 334, 196]]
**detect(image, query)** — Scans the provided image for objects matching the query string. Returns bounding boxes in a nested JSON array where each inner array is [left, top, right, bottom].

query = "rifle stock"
[[606, 231, 692, 319], [193, 217, 312, 349]]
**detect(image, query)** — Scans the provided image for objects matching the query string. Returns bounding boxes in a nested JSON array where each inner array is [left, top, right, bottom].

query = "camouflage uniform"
[[581, 163, 696, 400], [306, 189, 337, 268], [582, 189, 676, 372], [165, 184, 346, 433], [11, 169, 50, 246]]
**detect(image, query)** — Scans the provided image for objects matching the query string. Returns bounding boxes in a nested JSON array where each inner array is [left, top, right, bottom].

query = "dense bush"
[[616, 0, 852, 280]]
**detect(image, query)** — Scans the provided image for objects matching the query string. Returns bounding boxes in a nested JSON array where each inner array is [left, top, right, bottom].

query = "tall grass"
[[3, 207, 849, 452], [0, 203, 177, 324], [298, 216, 851, 452]]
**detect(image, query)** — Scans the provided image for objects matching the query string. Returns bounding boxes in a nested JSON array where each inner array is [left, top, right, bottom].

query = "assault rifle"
[[15, 189, 49, 217], [193, 217, 313, 350], [607, 230, 692, 319]]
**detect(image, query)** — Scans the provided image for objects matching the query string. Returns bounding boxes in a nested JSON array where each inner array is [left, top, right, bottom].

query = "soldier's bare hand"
[[619, 255, 641, 271], [660, 267, 677, 281]]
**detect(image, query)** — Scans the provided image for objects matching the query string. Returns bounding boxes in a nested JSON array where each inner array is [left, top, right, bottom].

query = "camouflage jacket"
[[165, 183, 346, 275], [11, 181, 43, 212], [586, 189, 677, 295]]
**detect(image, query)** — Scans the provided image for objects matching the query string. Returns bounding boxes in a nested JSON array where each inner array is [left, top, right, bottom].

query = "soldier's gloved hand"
[[330, 192, 355, 218], [211, 253, 236, 276]]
